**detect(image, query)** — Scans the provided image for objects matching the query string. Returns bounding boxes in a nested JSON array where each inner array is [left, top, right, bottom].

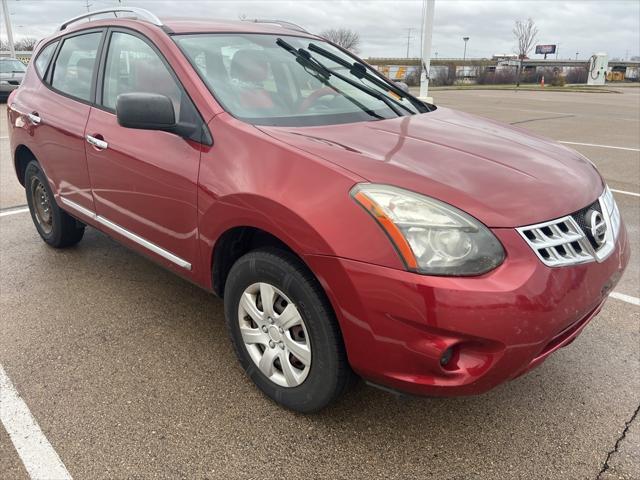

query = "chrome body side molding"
[[59, 197, 191, 270]]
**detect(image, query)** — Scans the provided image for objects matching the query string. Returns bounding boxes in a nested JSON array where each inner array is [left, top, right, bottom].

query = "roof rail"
[[247, 19, 309, 34], [58, 7, 163, 31]]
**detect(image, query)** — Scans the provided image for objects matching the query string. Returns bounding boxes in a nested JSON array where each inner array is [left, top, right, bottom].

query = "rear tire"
[[25, 160, 85, 248], [224, 248, 352, 413]]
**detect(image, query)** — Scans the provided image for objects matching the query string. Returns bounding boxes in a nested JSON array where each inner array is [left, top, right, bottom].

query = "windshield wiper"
[[307, 42, 431, 113], [276, 38, 406, 117], [276, 39, 384, 120]]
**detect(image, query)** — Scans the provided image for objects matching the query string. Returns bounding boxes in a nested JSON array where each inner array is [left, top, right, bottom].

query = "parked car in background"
[[0, 57, 26, 101], [7, 8, 629, 413]]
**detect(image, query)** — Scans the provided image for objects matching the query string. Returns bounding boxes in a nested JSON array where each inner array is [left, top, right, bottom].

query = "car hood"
[[258, 107, 603, 228]]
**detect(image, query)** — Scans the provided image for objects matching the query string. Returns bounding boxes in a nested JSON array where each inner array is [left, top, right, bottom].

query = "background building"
[[366, 56, 640, 85]]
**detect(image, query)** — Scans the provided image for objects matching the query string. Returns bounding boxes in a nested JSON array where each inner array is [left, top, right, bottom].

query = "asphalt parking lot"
[[1, 87, 639, 479]]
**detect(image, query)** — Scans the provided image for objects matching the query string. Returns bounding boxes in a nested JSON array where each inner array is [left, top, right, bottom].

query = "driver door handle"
[[27, 112, 41, 125], [86, 134, 108, 150]]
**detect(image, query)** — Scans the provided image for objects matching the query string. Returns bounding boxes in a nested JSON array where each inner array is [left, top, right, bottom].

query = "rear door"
[[84, 29, 205, 274], [33, 30, 105, 214]]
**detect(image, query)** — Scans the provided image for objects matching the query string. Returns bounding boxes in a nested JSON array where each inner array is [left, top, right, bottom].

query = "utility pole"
[[556, 43, 560, 60], [418, 0, 435, 101], [405, 28, 413, 58], [1, 0, 16, 58], [85, 0, 92, 12]]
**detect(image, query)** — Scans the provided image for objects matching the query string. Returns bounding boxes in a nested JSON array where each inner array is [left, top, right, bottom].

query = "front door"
[[84, 30, 202, 274]]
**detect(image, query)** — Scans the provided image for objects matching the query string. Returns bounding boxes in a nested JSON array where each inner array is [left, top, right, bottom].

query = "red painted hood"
[[259, 107, 604, 228]]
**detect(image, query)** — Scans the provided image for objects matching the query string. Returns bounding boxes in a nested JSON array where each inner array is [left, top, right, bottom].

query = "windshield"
[[175, 33, 424, 127], [0, 59, 26, 73]]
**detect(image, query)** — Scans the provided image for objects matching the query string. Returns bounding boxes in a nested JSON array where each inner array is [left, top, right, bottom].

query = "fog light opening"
[[440, 347, 454, 367]]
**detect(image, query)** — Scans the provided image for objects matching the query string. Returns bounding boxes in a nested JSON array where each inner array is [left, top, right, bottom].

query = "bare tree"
[[319, 28, 360, 53], [15, 37, 38, 51], [513, 18, 538, 86]]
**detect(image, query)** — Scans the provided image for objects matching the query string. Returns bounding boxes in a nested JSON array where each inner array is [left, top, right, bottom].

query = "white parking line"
[[610, 292, 640, 306], [0, 207, 29, 217], [0, 365, 72, 480], [559, 141, 640, 152], [611, 188, 640, 198]]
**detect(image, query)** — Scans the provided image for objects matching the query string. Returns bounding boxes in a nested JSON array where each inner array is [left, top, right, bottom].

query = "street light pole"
[[418, 0, 435, 101], [461, 36, 469, 84], [1, 0, 16, 58]]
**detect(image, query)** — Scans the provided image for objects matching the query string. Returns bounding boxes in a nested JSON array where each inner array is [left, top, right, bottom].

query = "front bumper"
[[304, 223, 630, 397]]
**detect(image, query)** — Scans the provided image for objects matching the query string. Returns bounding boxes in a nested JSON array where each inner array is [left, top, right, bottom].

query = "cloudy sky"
[[2, 0, 639, 60]]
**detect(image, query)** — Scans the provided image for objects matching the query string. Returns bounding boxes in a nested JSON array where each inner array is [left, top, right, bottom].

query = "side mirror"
[[117, 93, 176, 132], [394, 81, 410, 93]]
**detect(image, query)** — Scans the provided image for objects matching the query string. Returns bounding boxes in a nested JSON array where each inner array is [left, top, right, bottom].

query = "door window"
[[51, 32, 102, 101], [102, 32, 182, 115]]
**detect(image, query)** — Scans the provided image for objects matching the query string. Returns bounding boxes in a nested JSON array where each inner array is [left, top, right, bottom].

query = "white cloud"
[[2, 0, 639, 60]]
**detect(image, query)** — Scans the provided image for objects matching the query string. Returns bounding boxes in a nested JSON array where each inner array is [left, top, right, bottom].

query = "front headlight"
[[351, 184, 505, 276]]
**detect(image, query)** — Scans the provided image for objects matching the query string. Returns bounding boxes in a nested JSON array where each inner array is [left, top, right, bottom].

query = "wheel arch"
[[14, 144, 38, 187], [203, 194, 337, 297], [212, 225, 299, 297]]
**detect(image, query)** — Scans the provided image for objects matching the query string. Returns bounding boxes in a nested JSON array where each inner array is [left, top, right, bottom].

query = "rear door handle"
[[27, 112, 41, 125], [86, 135, 108, 150]]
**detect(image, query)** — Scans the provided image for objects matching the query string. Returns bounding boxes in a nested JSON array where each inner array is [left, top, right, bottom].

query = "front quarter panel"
[[196, 113, 406, 288]]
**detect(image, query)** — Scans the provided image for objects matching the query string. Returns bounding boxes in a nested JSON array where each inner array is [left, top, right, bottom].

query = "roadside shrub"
[[565, 67, 588, 84], [431, 64, 457, 86], [551, 75, 566, 87], [476, 68, 517, 85], [405, 69, 420, 86], [520, 68, 541, 83]]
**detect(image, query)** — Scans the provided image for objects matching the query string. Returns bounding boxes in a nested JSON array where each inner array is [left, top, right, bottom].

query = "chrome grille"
[[517, 187, 621, 267]]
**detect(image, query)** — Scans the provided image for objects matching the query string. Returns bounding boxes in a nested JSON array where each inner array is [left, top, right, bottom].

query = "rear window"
[[34, 41, 59, 77], [0, 59, 26, 74], [51, 32, 102, 101]]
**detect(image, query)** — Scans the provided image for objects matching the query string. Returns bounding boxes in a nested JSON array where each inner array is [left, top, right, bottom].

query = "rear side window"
[[34, 41, 58, 77], [51, 32, 102, 101]]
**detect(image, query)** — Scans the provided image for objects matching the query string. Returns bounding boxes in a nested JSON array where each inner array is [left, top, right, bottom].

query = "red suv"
[[8, 8, 629, 412]]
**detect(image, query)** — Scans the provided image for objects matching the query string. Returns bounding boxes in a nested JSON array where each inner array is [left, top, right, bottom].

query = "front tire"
[[25, 160, 85, 248], [224, 248, 352, 413]]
